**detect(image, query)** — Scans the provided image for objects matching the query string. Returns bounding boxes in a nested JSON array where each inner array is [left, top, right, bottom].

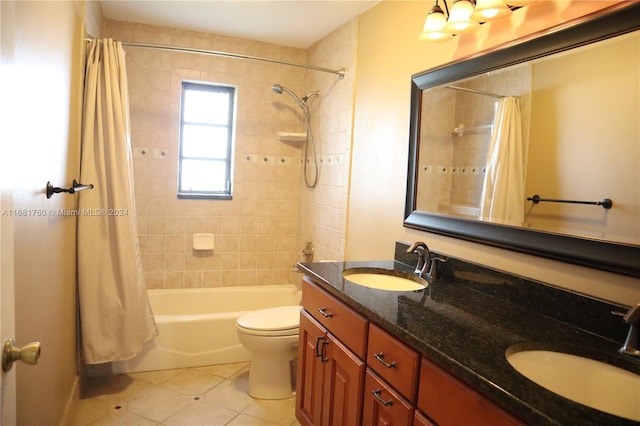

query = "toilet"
[[236, 305, 301, 399]]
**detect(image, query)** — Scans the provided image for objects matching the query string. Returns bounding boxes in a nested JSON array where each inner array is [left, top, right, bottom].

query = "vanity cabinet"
[[414, 411, 437, 426], [297, 276, 524, 426], [417, 358, 524, 426], [296, 278, 367, 426]]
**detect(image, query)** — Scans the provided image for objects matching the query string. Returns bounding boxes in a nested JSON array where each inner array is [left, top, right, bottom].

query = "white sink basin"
[[506, 349, 640, 421], [342, 268, 427, 291]]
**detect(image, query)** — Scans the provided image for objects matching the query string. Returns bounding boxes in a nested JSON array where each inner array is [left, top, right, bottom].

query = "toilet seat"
[[236, 305, 301, 336]]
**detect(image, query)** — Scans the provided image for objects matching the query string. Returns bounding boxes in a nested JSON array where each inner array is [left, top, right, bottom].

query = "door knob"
[[2, 339, 41, 372]]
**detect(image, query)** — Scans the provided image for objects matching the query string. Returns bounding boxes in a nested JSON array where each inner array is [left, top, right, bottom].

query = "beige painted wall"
[[348, 0, 639, 305], [526, 34, 639, 244], [0, 0, 84, 424]]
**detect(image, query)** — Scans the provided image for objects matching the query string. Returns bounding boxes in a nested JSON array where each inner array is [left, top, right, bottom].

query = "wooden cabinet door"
[[297, 309, 366, 426], [414, 411, 437, 426], [321, 332, 366, 426], [296, 310, 327, 426]]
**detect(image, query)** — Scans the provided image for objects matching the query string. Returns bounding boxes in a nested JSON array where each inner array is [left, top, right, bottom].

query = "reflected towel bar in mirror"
[[46, 180, 94, 199], [527, 194, 613, 209]]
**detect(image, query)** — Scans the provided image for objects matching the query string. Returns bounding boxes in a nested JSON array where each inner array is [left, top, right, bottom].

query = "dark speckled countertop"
[[296, 243, 640, 426]]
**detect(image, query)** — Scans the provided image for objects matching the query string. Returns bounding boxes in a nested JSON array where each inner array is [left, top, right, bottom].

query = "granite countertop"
[[297, 254, 640, 426]]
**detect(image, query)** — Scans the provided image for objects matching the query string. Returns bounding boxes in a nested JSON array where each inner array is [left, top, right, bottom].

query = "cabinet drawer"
[[302, 277, 368, 358], [418, 358, 524, 426], [363, 369, 414, 426], [367, 323, 419, 401]]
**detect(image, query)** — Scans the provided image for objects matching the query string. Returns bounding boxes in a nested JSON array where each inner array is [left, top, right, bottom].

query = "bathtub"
[[112, 285, 302, 374]]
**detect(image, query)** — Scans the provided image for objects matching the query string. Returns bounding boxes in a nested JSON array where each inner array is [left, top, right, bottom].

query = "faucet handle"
[[622, 303, 640, 323], [613, 303, 640, 322], [615, 303, 640, 357], [427, 256, 447, 281]]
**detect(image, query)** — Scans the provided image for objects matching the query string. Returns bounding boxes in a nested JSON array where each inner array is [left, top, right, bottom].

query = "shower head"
[[272, 83, 320, 108], [272, 83, 304, 108]]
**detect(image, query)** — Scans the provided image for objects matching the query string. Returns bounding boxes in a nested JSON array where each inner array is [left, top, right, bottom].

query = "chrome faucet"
[[406, 241, 430, 278], [617, 303, 640, 356]]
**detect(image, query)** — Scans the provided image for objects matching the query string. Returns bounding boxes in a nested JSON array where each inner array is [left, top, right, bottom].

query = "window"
[[178, 82, 236, 199]]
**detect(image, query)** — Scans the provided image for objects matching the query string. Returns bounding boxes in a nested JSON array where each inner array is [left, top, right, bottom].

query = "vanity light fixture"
[[445, 0, 480, 34], [418, 0, 452, 42], [471, 0, 512, 21], [420, 0, 526, 42]]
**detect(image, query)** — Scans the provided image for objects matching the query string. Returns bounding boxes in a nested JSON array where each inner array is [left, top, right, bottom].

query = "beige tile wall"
[[104, 20, 313, 288], [300, 20, 357, 262]]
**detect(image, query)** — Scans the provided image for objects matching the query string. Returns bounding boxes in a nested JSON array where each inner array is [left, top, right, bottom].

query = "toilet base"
[[248, 356, 296, 399]]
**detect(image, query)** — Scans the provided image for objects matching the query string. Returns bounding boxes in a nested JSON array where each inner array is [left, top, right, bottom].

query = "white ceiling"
[[99, 1, 379, 49]]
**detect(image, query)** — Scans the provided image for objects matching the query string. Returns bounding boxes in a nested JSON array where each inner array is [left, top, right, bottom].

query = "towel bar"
[[527, 194, 612, 209], [46, 180, 94, 199]]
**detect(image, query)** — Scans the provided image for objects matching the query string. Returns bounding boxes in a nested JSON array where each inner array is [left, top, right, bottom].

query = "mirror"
[[405, 3, 640, 278]]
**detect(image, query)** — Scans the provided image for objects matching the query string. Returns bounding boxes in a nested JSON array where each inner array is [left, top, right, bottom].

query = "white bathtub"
[[112, 285, 302, 374]]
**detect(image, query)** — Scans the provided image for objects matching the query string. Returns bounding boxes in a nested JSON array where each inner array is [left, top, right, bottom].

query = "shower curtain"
[[77, 39, 157, 364], [479, 96, 525, 226]]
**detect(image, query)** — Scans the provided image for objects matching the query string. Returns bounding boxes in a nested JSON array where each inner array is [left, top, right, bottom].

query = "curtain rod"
[[90, 40, 345, 80], [446, 85, 504, 99]]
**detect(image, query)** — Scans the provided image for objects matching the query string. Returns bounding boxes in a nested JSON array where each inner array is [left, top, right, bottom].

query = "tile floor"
[[71, 362, 300, 426]]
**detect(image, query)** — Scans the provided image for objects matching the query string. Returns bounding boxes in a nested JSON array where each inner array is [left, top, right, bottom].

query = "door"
[[0, 1, 18, 423], [0, 191, 17, 425]]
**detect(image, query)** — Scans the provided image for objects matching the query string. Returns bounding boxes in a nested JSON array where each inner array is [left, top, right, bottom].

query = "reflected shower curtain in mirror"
[[479, 97, 525, 226], [78, 39, 157, 364]]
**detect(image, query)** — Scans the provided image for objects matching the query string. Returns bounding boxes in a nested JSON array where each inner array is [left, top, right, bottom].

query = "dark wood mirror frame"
[[405, 2, 640, 278]]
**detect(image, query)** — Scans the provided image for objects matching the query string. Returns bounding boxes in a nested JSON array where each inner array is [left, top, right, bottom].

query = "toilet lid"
[[237, 305, 301, 332]]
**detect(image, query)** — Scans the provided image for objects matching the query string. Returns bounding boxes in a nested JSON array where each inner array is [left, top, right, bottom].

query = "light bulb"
[[472, 0, 512, 22], [419, 4, 453, 42], [445, 0, 479, 34], [505, 0, 539, 5]]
